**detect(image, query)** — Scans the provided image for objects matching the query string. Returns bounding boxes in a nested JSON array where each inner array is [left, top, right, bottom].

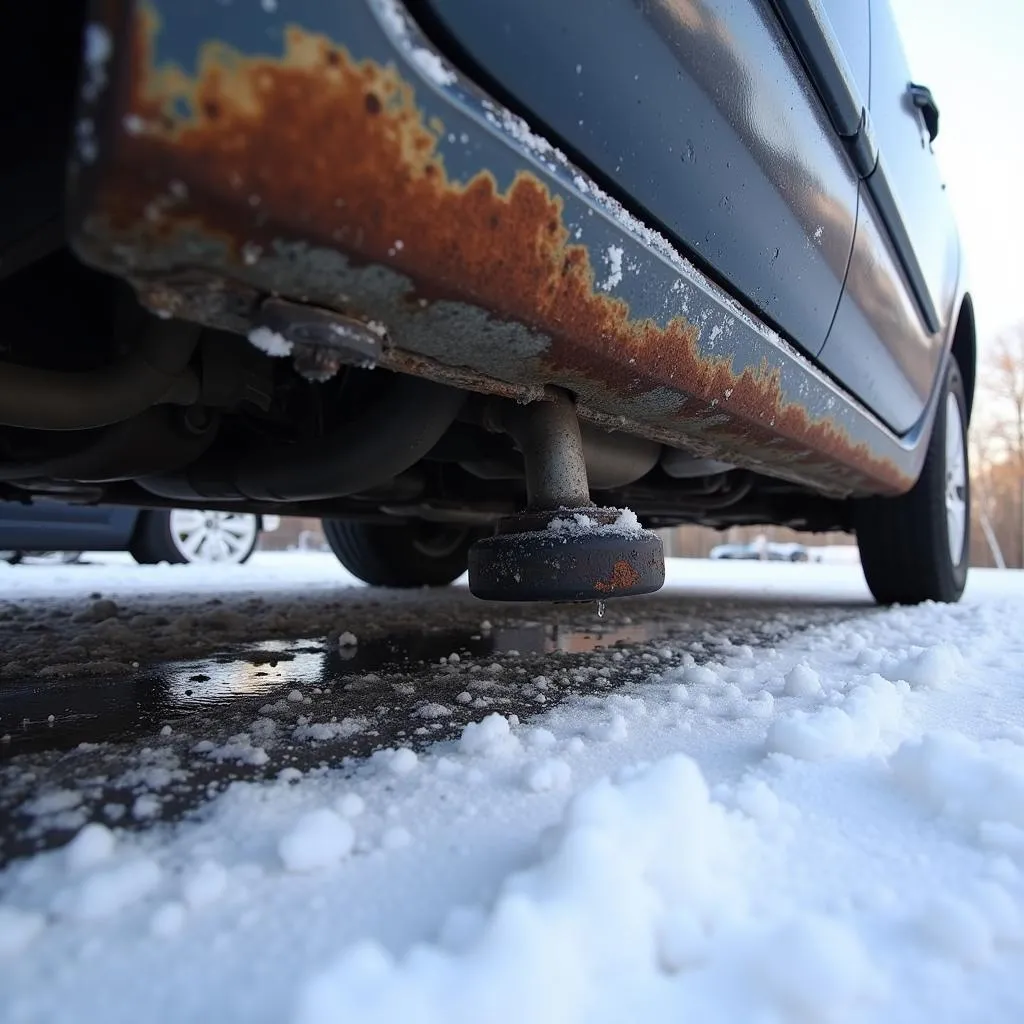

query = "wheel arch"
[[950, 293, 977, 422], [127, 507, 162, 540]]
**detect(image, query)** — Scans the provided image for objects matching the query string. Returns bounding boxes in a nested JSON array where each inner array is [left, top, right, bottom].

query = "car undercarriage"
[[0, 0, 974, 603]]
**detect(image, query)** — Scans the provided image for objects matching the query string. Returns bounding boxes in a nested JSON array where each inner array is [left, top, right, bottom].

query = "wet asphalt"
[[0, 581, 871, 866]]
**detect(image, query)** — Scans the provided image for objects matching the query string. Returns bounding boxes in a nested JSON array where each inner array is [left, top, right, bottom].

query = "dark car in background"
[[0, 503, 274, 565], [0, 0, 972, 604]]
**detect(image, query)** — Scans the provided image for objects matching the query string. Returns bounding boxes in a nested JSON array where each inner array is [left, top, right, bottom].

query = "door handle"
[[908, 83, 939, 142]]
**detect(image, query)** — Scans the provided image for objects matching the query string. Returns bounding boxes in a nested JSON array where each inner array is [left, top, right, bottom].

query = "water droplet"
[[596, 600, 606, 619]]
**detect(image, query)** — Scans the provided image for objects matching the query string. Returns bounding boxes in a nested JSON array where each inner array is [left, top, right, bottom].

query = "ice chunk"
[[523, 759, 572, 793], [459, 714, 521, 757], [279, 809, 355, 872], [386, 748, 419, 776], [680, 664, 718, 687], [894, 644, 964, 690], [336, 793, 365, 818], [133, 793, 161, 820], [416, 703, 451, 719], [784, 662, 821, 697], [65, 822, 116, 871]]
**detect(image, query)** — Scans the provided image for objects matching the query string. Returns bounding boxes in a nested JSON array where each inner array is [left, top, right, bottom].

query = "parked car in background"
[[0, 0, 974, 605], [710, 539, 810, 562], [0, 503, 278, 565]]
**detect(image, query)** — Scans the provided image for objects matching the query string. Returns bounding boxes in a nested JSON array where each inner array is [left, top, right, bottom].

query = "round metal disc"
[[468, 528, 665, 602], [168, 509, 259, 565], [944, 392, 967, 566]]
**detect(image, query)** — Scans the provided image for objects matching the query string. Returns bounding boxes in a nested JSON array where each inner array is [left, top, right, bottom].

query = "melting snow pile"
[[3, 570, 1024, 1023]]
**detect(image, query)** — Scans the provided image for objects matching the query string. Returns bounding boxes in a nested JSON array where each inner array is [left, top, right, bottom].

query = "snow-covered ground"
[[2, 557, 1024, 1022]]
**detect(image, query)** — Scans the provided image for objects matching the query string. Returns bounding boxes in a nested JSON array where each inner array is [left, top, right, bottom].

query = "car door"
[[865, 0, 958, 329], [0, 501, 137, 552], [816, 0, 959, 432], [412, 0, 860, 360]]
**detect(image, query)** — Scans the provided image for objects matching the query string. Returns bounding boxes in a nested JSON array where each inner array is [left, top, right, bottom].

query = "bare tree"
[[986, 328, 1024, 464], [978, 325, 1024, 566], [969, 432, 1006, 568]]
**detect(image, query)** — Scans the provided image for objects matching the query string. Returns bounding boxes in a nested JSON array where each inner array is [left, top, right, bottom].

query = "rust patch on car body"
[[71, 5, 910, 496], [593, 559, 643, 594]]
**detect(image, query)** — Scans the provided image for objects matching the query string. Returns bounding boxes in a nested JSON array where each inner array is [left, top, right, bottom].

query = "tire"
[[130, 510, 260, 566], [855, 360, 969, 605], [322, 519, 480, 587]]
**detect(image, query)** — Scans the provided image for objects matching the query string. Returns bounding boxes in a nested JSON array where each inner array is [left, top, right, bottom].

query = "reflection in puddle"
[[0, 621, 675, 758], [164, 622, 667, 704], [488, 622, 664, 654], [164, 642, 324, 707]]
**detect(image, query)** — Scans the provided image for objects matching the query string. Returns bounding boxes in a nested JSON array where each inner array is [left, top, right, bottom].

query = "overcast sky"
[[890, 0, 1024, 349]]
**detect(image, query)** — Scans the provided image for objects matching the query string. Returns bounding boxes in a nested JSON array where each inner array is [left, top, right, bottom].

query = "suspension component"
[[468, 390, 665, 601]]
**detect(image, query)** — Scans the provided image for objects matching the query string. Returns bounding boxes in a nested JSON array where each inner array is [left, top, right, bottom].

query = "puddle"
[[0, 620, 675, 760], [165, 622, 671, 707]]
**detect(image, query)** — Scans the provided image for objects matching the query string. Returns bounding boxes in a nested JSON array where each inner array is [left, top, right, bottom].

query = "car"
[[0, 503, 278, 566], [0, 0, 972, 605], [710, 540, 810, 563]]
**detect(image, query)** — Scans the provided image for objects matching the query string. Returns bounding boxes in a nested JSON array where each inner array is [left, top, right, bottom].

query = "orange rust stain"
[[594, 559, 642, 594], [86, 8, 906, 493]]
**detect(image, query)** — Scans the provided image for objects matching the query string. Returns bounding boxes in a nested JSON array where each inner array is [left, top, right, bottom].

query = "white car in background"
[[0, 503, 280, 566], [710, 538, 810, 562]]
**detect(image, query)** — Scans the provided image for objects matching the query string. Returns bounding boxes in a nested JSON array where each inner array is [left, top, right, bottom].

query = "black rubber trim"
[[768, 0, 864, 137]]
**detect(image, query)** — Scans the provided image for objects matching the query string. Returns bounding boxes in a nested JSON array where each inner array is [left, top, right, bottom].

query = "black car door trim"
[[768, 0, 866, 141], [769, 0, 941, 334]]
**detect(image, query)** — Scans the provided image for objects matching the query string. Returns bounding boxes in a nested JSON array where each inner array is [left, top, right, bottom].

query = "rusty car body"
[[0, 0, 975, 603]]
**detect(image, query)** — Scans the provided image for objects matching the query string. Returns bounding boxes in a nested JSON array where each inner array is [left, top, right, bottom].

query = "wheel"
[[855, 360, 969, 605], [322, 519, 479, 587], [130, 509, 260, 565]]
